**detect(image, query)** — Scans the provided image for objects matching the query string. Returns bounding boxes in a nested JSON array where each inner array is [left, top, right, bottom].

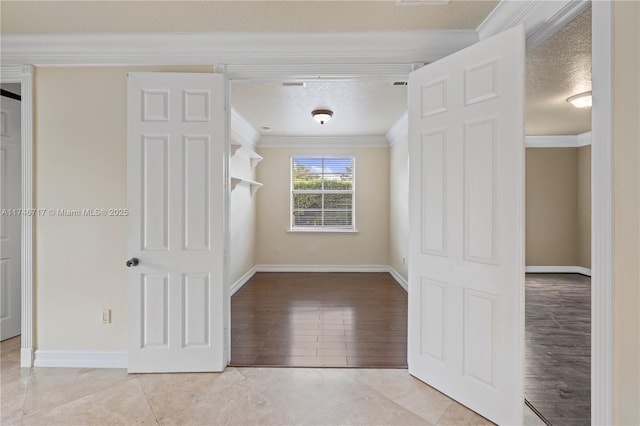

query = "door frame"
[[590, 2, 614, 423], [0, 3, 616, 422], [0, 65, 34, 368]]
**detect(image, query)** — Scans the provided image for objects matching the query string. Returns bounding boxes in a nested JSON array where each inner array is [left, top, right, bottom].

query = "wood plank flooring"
[[525, 273, 591, 425], [230, 272, 407, 368]]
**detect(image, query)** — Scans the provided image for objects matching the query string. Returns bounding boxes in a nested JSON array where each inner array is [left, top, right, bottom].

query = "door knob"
[[126, 258, 139, 267]]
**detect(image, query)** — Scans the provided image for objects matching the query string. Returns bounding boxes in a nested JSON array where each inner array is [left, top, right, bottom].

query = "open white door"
[[0, 94, 22, 341], [408, 26, 525, 424], [127, 73, 227, 372]]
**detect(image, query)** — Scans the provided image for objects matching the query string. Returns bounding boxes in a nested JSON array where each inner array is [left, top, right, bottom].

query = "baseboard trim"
[[230, 266, 257, 296], [34, 350, 128, 369], [254, 264, 389, 273], [388, 267, 408, 292], [525, 266, 592, 277], [21, 347, 34, 368]]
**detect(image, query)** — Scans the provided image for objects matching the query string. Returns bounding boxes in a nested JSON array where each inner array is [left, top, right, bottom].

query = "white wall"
[[389, 135, 409, 280], [229, 139, 258, 285], [255, 146, 390, 266]]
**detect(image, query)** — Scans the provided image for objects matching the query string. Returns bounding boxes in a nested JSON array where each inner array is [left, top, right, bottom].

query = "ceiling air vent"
[[282, 82, 305, 87], [393, 81, 408, 86]]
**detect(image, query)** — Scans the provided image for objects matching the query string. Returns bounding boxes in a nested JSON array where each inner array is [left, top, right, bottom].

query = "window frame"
[[289, 155, 356, 232]]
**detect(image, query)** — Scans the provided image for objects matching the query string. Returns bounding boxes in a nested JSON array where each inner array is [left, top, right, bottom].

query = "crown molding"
[[386, 111, 408, 146], [477, 0, 590, 51], [525, 131, 591, 148], [0, 30, 477, 68], [230, 107, 260, 147], [258, 135, 388, 149]]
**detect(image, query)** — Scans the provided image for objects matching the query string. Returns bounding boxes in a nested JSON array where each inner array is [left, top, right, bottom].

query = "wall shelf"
[[230, 141, 263, 170], [230, 141, 243, 156], [231, 176, 263, 196]]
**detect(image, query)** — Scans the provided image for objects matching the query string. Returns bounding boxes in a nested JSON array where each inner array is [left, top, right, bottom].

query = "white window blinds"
[[291, 156, 355, 230]]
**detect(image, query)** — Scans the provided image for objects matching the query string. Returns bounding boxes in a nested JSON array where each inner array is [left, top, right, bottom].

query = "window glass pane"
[[293, 158, 322, 190], [291, 156, 354, 229], [324, 194, 352, 209], [293, 194, 322, 209], [323, 157, 353, 190], [293, 210, 322, 226], [324, 211, 352, 227]]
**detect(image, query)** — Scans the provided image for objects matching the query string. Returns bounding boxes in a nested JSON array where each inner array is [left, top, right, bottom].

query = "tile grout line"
[[17, 365, 32, 426], [340, 369, 446, 425], [19, 371, 137, 422], [134, 375, 162, 425]]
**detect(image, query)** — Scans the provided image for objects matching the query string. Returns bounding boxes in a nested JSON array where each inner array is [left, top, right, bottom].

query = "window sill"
[[287, 228, 359, 234]]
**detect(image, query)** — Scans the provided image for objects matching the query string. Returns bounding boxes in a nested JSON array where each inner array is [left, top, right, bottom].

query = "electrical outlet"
[[102, 309, 112, 324], [309, 247, 316, 254], [402, 257, 406, 265], [275, 247, 281, 254]]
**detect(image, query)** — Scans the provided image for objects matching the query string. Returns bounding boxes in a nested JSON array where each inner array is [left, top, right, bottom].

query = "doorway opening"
[[1, 83, 22, 346], [524, 6, 592, 425], [227, 79, 409, 368]]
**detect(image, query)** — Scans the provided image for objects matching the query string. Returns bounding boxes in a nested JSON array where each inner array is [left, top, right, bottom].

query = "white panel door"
[[0, 94, 22, 341], [408, 26, 525, 424], [127, 73, 227, 372]]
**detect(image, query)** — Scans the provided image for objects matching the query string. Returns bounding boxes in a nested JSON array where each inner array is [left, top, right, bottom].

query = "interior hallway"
[[1, 336, 494, 426]]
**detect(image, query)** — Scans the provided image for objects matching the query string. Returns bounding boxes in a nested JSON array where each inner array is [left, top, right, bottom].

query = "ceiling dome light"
[[312, 109, 333, 125], [567, 91, 592, 108]]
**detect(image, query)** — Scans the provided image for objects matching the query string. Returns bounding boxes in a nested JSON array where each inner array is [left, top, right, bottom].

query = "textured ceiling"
[[525, 7, 591, 136], [231, 81, 407, 137], [1, 0, 498, 33]]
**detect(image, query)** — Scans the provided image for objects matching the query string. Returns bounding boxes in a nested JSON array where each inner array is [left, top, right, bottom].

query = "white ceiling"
[[1, 1, 499, 33], [231, 81, 408, 137], [525, 6, 591, 136]]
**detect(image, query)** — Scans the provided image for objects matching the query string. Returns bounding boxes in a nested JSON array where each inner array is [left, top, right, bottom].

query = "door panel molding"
[[408, 25, 525, 424], [127, 72, 227, 373]]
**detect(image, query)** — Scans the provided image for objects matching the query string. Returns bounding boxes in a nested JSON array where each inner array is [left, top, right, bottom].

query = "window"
[[291, 156, 355, 231]]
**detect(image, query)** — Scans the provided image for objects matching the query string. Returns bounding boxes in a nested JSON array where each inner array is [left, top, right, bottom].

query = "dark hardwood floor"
[[525, 273, 591, 426], [230, 272, 408, 368]]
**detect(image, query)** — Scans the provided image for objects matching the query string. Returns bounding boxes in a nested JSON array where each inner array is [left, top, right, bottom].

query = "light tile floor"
[[1, 336, 543, 425]]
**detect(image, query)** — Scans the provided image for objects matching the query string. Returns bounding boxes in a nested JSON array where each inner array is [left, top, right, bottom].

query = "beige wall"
[[577, 145, 591, 268], [34, 66, 212, 351], [526, 148, 579, 266], [614, 1, 640, 423], [255, 147, 389, 266], [389, 135, 409, 280]]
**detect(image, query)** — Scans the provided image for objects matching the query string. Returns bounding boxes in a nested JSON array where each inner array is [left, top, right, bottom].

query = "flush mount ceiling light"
[[312, 109, 333, 125], [567, 91, 592, 108]]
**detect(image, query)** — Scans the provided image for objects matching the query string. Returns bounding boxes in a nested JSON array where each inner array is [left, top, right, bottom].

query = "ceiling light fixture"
[[312, 109, 333, 125], [567, 91, 592, 108]]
